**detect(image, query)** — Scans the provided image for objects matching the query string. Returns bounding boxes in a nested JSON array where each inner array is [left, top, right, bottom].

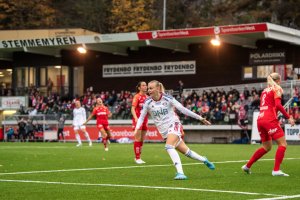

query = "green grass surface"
[[0, 142, 300, 200]]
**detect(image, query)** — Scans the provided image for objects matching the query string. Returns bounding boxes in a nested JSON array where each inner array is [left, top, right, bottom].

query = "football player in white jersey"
[[134, 80, 215, 180], [73, 100, 92, 147]]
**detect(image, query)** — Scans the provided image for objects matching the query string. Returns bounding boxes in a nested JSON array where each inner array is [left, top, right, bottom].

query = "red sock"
[[134, 141, 142, 159], [246, 147, 267, 168], [102, 137, 107, 148], [274, 146, 286, 171]]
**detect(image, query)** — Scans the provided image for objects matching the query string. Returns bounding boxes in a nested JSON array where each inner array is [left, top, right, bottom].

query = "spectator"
[[26, 119, 35, 141], [243, 87, 251, 100], [47, 78, 54, 96], [18, 118, 27, 142], [251, 94, 260, 110], [6, 127, 15, 142], [177, 80, 184, 97], [57, 116, 65, 142]]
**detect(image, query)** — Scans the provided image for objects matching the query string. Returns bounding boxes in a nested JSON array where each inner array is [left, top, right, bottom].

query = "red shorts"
[[97, 124, 110, 131], [132, 120, 148, 131], [257, 119, 284, 142]]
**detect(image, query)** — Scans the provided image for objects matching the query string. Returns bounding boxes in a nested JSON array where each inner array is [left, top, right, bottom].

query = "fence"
[[3, 114, 58, 142]]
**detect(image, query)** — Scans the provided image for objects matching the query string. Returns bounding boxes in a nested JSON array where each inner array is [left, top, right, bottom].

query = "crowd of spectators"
[[289, 86, 300, 124], [18, 85, 269, 126], [9, 84, 300, 142], [178, 87, 262, 125]]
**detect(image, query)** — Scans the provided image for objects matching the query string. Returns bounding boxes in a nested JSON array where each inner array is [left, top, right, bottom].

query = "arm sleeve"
[[135, 102, 148, 130], [83, 108, 87, 120], [171, 98, 204, 121], [275, 98, 290, 119]]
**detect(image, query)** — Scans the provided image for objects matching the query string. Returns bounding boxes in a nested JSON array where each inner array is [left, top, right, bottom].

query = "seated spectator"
[[213, 107, 222, 124], [251, 94, 260, 110]]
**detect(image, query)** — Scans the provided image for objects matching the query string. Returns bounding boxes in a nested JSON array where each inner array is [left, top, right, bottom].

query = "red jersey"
[[92, 106, 110, 125], [132, 93, 148, 119], [258, 86, 287, 121]]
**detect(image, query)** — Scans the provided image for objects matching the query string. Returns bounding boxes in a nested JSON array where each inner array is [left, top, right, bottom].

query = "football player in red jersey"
[[242, 73, 295, 176], [131, 81, 148, 164], [84, 97, 112, 151]]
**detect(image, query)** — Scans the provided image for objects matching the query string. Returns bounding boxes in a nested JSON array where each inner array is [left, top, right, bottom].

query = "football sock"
[[185, 148, 206, 162], [165, 144, 184, 174], [75, 134, 82, 144], [134, 141, 142, 159], [246, 147, 267, 168], [102, 137, 107, 148], [274, 146, 286, 171], [84, 132, 91, 143]]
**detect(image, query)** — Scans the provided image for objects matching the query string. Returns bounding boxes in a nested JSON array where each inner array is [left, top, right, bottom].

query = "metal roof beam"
[[86, 44, 128, 56], [23, 47, 61, 57], [145, 40, 189, 53], [0, 52, 13, 61], [220, 35, 257, 48]]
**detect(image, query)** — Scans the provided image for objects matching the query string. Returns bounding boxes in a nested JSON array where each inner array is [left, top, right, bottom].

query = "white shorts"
[[161, 122, 182, 139], [73, 125, 86, 131]]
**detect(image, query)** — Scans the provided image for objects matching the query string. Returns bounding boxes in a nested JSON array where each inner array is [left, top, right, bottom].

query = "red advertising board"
[[137, 23, 268, 40], [62, 126, 163, 142]]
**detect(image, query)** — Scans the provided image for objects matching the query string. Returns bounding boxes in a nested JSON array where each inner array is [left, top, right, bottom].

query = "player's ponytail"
[[267, 73, 283, 96], [158, 82, 165, 93], [267, 73, 280, 87]]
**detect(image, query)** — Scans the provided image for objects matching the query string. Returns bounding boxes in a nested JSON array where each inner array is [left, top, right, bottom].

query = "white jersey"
[[136, 94, 203, 135], [73, 107, 86, 126]]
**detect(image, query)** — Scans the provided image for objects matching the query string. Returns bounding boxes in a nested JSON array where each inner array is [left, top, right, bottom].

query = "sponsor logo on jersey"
[[97, 112, 107, 115], [268, 128, 278, 134], [152, 108, 168, 117]]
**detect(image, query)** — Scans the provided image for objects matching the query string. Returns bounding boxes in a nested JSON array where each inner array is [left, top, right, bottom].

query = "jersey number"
[[261, 94, 266, 106]]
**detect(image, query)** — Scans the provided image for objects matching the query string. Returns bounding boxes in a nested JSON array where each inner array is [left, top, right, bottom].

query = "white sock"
[[165, 144, 184, 174], [75, 134, 81, 144], [98, 132, 102, 138], [185, 148, 206, 162], [84, 132, 91, 143]]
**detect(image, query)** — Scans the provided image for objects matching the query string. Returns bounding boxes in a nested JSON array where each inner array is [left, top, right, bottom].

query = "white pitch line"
[[252, 194, 300, 200], [0, 158, 299, 176], [0, 146, 72, 149], [0, 179, 284, 197]]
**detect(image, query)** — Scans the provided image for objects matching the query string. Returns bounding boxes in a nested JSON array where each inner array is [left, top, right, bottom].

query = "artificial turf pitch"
[[0, 142, 300, 200]]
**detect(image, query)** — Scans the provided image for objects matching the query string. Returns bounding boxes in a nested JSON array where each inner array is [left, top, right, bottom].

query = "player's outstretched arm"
[[200, 118, 211, 125], [83, 113, 94, 125]]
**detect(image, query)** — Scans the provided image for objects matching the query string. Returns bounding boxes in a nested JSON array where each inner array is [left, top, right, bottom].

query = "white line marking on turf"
[[0, 146, 72, 149], [252, 194, 300, 200], [0, 179, 285, 197], [0, 158, 299, 176]]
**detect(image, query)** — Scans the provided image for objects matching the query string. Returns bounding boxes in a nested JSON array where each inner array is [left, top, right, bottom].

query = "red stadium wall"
[[61, 126, 163, 142]]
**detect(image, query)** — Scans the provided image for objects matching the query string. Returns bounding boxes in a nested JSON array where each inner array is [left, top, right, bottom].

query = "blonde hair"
[[149, 80, 165, 93], [267, 73, 283, 96]]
